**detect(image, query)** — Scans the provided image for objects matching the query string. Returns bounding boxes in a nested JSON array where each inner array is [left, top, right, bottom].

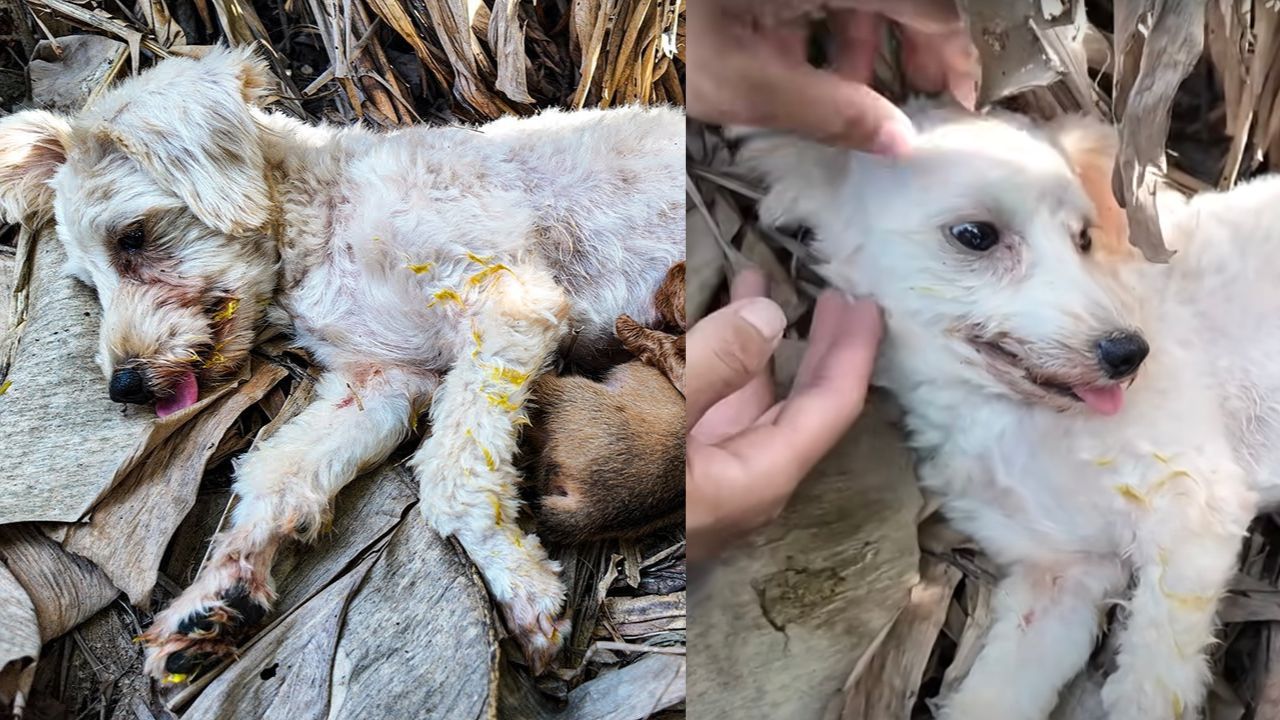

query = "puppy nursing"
[[0, 48, 683, 679], [742, 103, 1280, 718]]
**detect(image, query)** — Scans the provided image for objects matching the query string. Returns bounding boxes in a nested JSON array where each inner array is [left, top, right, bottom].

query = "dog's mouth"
[[155, 370, 200, 417], [970, 338, 1127, 416]]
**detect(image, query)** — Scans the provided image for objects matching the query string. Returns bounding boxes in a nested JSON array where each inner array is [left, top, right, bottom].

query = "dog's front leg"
[[141, 366, 435, 682], [1101, 475, 1254, 720], [941, 559, 1123, 720], [411, 265, 570, 674]]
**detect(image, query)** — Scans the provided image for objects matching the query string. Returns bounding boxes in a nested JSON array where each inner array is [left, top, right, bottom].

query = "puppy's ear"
[[1047, 116, 1132, 260], [0, 110, 72, 226], [732, 130, 849, 231], [93, 46, 274, 236]]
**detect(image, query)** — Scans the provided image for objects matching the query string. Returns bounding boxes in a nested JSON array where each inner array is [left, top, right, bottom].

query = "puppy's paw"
[[141, 582, 271, 683]]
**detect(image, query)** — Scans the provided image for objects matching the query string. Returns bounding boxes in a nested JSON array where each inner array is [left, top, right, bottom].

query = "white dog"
[[739, 102, 1280, 719], [0, 47, 684, 680]]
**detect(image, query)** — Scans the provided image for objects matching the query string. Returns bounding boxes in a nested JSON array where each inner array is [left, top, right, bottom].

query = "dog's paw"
[[500, 599, 571, 675], [141, 583, 270, 683]]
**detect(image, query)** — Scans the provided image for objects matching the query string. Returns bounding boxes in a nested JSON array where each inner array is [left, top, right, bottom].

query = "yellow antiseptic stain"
[[1114, 484, 1148, 507], [469, 263, 510, 286], [428, 288, 464, 308], [1093, 457, 1114, 467], [0, 380, 11, 396], [211, 298, 239, 323], [487, 392, 520, 412], [1172, 694, 1184, 718], [1152, 451, 1171, 465], [407, 262, 434, 274], [466, 251, 494, 265], [163, 673, 189, 685], [489, 365, 529, 387], [471, 321, 484, 350], [207, 351, 227, 367], [489, 493, 503, 526], [183, 349, 202, 363]]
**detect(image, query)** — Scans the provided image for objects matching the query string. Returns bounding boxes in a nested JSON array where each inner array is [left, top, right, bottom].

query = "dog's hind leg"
[[1101, 470, 1254, 720], [941, 559, 1123, 720], [411, 264, 570, 674], [140, 366, 435, 682]]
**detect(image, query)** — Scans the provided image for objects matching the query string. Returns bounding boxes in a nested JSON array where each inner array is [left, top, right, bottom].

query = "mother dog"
[[0, 47, 683, 680]]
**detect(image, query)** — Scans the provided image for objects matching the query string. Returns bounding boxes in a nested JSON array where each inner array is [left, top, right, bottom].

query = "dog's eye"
[[118, 223, 146, 252], [948, 222, 1000, 252], [1077, 228, 1093, 254]]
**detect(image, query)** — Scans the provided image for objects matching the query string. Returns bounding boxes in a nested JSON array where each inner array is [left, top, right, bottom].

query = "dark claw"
[[177, 612, 218, 636], [164, 650, 203, 675], [220, 584, 268, 628]]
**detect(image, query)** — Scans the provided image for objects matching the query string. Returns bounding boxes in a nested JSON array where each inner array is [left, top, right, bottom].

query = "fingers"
[[686, 286, 787, 427], [718, 293, 883, 479], [748, 62, 916, 154], [692, 270, 778, 443], [829, 11, 882, 84]]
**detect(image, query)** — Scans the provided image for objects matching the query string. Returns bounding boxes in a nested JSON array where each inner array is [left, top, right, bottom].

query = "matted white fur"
[[739, 102, 1280, 719], [0, 47, 684, 678]]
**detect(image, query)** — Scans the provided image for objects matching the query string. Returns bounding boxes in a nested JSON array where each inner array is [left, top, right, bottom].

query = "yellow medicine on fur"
[[487, 392, 520, 412], [1093, 457, 1114, 467], [207, 352, 227, 367], [489, 494, 503, 526], [407, 262, 434, 274], [469, 264, 511, 286], [429, 288, 464, 308], [1152, 452, 1171, 465], [212, 299, 239, 322], [0, 380, 10, 396], [489, 366, 530, 387], [164, 673, 189, 684], [466, 251, 494, 265], [1114, 484, 1148, 507]]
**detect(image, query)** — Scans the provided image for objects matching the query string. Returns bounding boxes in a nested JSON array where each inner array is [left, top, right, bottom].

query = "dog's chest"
[[911, 401, 1245, 566]]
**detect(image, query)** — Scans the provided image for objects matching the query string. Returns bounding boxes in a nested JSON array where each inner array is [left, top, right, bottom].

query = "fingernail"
[[737, 298, 787, 340], [869, 121, 915, 157]]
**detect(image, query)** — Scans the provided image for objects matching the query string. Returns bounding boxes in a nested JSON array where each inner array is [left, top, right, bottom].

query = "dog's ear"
[[93, 46, 274, 236], [1047, 116, 1132, 260], [0, 110, 72, 226]]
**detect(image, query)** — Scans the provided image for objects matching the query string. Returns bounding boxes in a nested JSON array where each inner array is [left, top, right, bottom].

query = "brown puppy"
[[523, 262, 686, 543]]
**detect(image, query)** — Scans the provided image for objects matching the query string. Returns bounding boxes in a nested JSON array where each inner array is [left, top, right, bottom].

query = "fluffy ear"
[[1047, 116, 1133, 260], [0, 110, 72, 226], [89, 46, 274, 235], [731, 129, 849, 231]]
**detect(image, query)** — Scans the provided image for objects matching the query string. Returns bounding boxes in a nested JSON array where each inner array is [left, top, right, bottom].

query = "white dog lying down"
[[740, 103, 1280, 719], [0, 47, 683, 680]]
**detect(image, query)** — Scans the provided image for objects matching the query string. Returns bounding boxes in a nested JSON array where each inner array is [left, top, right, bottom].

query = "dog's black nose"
[[109, 367, 153, 404], [1096, 332, 1149, 379]]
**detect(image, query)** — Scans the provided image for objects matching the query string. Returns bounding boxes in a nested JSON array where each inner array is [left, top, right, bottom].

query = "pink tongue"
[[155, 371, 199, 418], [1072, 384, 1124, 416]]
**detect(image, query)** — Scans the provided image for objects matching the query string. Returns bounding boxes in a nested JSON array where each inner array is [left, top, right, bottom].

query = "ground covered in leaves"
[[0, 1, 686, 718]]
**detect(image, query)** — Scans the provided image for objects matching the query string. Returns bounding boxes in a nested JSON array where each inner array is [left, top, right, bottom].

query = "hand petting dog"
[[687, 0, 979, 153], [686, 269, 882, 562]]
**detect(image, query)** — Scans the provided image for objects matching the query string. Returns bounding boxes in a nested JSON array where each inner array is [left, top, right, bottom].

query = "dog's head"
[[743, 102, 1145, 416], [0, 47, 279, 416]]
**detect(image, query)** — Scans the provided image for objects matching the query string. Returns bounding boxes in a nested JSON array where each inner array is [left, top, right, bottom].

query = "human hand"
[[687, 0, 979, 153], [686, 270, 883, 562]]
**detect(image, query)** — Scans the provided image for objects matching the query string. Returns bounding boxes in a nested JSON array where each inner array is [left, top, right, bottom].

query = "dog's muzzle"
[[109, 367, 154, 404], [1096, 331, 1149, 380]]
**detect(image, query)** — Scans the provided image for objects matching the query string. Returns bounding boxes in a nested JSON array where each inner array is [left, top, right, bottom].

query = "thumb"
[[686, 297, 787, 425]]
